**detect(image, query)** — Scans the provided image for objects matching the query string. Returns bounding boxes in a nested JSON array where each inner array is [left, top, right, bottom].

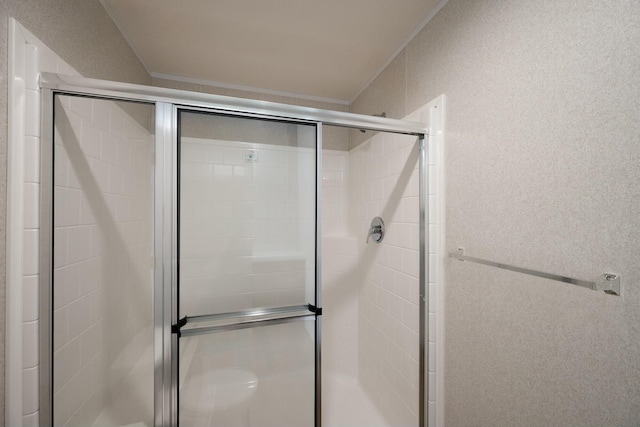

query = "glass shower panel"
[[179, 111, 317, 317], [177, 110, 318, 427], [179, 320, 315, 427], [52, 95, 155, 426]]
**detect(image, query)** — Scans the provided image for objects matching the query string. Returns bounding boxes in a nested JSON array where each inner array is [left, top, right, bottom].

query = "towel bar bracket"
[[595, 273, 620, 296]]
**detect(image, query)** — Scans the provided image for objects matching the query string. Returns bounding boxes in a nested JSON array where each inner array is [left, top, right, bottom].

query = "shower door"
[[174, 109, 321, 427]]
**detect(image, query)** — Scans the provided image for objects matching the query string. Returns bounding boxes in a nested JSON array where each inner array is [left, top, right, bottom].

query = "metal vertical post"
[[418, 135, 429, 427], [315, 123, 323, 427], [38, 88, 54, 427]]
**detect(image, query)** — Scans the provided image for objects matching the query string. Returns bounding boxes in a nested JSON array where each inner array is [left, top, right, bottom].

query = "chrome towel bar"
[[449, 248, 620, 296]]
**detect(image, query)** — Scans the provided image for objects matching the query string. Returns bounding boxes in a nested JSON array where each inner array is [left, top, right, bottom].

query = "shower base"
[[323, 372, 387, 427]]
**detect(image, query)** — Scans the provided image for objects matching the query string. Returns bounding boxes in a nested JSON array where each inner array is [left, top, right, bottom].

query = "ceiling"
[[100, 0, 442, 103]]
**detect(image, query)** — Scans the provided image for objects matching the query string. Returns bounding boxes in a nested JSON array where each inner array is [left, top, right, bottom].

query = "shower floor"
[[85, 327, 387, 427], [91, 345, 154, 427], [323, 372, 387, 427]]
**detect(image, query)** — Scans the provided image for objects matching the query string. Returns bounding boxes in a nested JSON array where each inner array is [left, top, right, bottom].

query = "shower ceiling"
[[99, 0, 442, 102]]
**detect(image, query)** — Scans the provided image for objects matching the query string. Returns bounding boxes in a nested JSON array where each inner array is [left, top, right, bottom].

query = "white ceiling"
[[101, 0, 442, 103]]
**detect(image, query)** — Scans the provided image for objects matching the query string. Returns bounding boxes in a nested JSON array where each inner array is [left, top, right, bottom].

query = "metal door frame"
[[171, 105, 323, 426], [39, 72, 429, 427]]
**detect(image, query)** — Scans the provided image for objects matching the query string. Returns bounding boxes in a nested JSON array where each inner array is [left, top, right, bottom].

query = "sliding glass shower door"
[[175, 110, 321, 426]]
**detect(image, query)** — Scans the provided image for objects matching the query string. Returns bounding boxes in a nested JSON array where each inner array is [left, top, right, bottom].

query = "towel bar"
[[449, 248, 620, 296]]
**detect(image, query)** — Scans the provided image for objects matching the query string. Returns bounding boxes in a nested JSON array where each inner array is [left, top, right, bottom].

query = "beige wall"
[[352, 1, 640, 425], [0, 0, 151, 421]]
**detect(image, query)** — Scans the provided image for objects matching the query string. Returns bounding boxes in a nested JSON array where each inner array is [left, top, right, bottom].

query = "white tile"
[[182, 162, 212, 181], [101, 135, 118, 164], [108, 165, 124, 194], [181, 143, 202, 162], [389, 149, 403, 175], [428, 371, 436, 397], [90, 158, 109, 193], [109, 104, 125, 138], [61, 109, 83, 152], [428, 165, 437, 195], [81, 123, 101, 158], [80, 322, 101, 365], [79, 258, 101, 296], [69, 95, 92, 120], [67, 226, 91, 264], [24, 136, 41, 183], [89, 226, 104, 258], [79, 192, 96, 226], [395, 223, 411, 249], [54, 145, 69, 187], [23, 411, 39, 426], [53, 308, 68, 351], [403, 197, 419, 223], [388, 245, 403, 272], [54, 187, 81, 227], [67, 296, 91, 341], [22, 367, 39, 414], [23, 183, 39, 229], [92, 98, 111, 130], [54, 264, 80, 309], [223, 147, 244, 165], [53, 385, 70, 426], [428, 194, 437, 224], [409, 223, 419, 250], [23, 321, 39, 368], [201, 146, 224, 163], [66, 150, 85, 190], [409, 169, 419, 196], [66, 364, 92, 417], [429, 341, 436, 372], [429, 312, 436, 341], [53, 228, 69, 269], [25, 90, 40, 137], [428, 224, 437, 253], [213, 164, 233, 181], [429, 283, 437, 313], [428, 138, 436, 165], [402, 248, 419, 278], [24, 44, 39, 91], [402, 300, 419, 332], [428, 401, 436, 427], [429, 253, 437, 283], [116, 140, 132, 169], [23, 275, 39, 322], [23, 230, 39, 275]]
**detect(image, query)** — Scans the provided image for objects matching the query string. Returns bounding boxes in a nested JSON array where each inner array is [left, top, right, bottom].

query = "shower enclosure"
[[39, 73, 429, 427]]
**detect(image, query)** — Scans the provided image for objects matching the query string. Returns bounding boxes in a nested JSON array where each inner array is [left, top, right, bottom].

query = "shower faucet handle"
[[366, 217, 385, 243]]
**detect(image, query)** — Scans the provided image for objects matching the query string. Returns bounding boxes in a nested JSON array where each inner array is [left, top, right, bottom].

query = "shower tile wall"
[[321, 150, 349, 236], [53, 96, 154, 426], [351, 132, 421, 426], [321, 150, 359, 377], [180, 138, 315, 316]]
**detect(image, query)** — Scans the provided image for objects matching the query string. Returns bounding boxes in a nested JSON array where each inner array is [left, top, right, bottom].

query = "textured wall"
[[1, 1, 151, 421], [351, 1, 640, 425]]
